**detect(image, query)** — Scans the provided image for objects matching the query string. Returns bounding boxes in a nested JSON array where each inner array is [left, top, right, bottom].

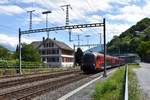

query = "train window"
[[83, 53, 95, 64]]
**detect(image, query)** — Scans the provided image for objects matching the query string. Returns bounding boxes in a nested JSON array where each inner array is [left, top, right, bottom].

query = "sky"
[[0, 0, 150, 51]]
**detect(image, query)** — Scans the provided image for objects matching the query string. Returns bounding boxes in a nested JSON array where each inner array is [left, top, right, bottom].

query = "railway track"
[[0, 73, 89, 100], [0, 68, 79, 79], [0, 70, 80, 89], [0, 67, 118, 100], [0, 70, 90, 100]]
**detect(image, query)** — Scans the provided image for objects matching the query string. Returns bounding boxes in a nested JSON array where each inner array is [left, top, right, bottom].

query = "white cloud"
[[86, 15, 103, 23], [14, 0, 112, 25], [0, 5, 25, 15], [106, 23, 130, 41], [0, 33, 37, 51], [106, 2, 150, 24], [0, 0, 8, 4], [15, 0, 34, 3], [86, 0, 112, 12], [107, 23, 129, 33], [143, 1, 150, 16]]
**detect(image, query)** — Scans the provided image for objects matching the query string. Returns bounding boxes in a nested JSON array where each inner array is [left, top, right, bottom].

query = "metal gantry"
[[61, 4, 72, 41], [73, 44, 101, 51], [42, 10, 52, 38], [19, 18, 107, 77], [27, 10, 35, 30]]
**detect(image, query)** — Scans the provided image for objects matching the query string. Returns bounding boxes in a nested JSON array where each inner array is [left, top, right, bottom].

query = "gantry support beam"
[[74, 44, 100, 47], [20, 23, 104, 34]]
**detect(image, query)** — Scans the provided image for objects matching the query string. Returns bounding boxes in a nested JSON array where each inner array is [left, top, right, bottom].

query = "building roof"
[[31, 38, 73, 51], [31, 41, 42, 48]]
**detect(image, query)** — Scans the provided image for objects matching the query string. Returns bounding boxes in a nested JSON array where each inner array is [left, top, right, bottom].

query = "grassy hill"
[[107, 18, 150, 62]]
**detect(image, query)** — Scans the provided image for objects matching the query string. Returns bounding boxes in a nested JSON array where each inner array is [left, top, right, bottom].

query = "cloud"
[[86, 15, 103, 23], [0, 0, 8, 4], [15, 0, 34, 3], [14, 0, 113, 25], [106, 2, 150, 24], [0, 5, 25, 15], [143, 1, 150, 16], [0, 33, 37, 51], [106, 23, 130, 41]]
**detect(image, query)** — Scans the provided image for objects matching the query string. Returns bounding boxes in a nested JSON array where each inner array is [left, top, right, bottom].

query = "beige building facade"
[[31, 38, 74, 67]]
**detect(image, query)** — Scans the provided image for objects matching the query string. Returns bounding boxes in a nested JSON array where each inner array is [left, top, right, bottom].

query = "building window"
[[62, 57, 73, 62], [61, 49, 73, 55], [49, 43, 54, 47], [42, 50, 45, 55], [57, 50, 59, 54], [42, 57, 46, 62], [47, 57, 59, 62], [46, 49, 59, 54]]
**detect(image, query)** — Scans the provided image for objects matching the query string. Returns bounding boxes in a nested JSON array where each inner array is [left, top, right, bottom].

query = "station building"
[[31, 38, 74, 67]]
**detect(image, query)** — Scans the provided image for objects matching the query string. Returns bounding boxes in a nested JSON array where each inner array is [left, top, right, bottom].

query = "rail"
[[124, 64, 128, 100]]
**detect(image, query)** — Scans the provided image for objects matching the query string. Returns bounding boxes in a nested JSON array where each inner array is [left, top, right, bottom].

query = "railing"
[[124, 64, 128, 100]]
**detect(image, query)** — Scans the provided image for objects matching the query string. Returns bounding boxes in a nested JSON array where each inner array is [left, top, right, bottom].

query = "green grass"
[[93, 64, 145, 100], [93, 66, 125, 100]]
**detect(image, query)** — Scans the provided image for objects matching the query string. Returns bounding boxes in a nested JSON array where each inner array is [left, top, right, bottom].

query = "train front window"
[[83, 54, 95, 64]]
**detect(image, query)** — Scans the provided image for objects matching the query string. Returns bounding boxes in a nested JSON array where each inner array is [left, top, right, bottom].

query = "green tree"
[[16, 43, 40, 62], [75, 48, 83, 66], [14, 45, 19, 59], [137, 41, 150, 61], [107, 18, 150, 56], [0, 45, 9, 59]]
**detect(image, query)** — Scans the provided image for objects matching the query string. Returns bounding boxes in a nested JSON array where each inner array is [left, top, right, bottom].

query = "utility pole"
[[61, 4, 72, 41], [27, 10, 35, 30], [42, 11, 52, 38], [103, 18, 107, 77], [19, 28, 22, 74]]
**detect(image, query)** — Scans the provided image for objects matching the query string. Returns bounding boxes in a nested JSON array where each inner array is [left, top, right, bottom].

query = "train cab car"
[[81, 53, 96, 73], [81, 52, 123, 73]]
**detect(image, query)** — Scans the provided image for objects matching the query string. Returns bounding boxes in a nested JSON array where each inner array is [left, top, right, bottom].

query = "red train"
[[81, 52, 124, 73]]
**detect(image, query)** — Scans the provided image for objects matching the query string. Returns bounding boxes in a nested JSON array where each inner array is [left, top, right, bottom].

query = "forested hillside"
[[107, 18, 150, 62]]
